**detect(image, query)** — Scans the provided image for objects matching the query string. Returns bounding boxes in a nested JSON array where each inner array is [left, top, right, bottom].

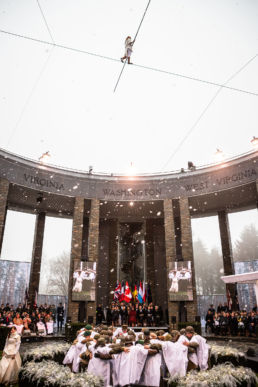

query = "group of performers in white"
[[63, 324, 209, 387]]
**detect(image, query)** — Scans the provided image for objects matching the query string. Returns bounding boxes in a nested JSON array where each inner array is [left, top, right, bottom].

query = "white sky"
[[0, 211, 72, 262], [0, 0, 258, 173]]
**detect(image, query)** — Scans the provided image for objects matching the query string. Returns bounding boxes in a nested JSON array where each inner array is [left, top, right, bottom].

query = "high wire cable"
[[161, 53, 258, 170], [1, 29, 258, 97], [6, 46, 55, 147], [36, 0, 55, 44], [113, 0, 152, 92]]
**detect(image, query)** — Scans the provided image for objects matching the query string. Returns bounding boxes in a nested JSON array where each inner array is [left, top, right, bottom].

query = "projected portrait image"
[[168, 261, 193, 301], [72, 261, 96, 301]]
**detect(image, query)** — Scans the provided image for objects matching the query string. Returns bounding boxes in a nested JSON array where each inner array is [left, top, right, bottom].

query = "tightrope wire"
[[0, 29, 257, 97], [113, 0, 152, 92]]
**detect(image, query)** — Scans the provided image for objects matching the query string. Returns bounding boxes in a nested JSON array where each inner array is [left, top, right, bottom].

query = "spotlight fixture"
[[129, 201, 134, 207], [251, 136, 258, 149], [89, 166, 93, 174], [187, 161, 196, 171], [214, 148, 225, 162], [36, 193, 43, 204], [127, 161, 136, 177], [39, 151, 50, 163]]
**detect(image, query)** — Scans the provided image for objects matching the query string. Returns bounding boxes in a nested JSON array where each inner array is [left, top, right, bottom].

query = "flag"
[[227, 287, 232, 310], [138, 281, 144, 303], [119, 280, 125, 302], [147, 282, 152, 303], [124, 281, 132, 303], [143, 282, 146, 302], [114, 281, 121, 300], [132, 285, 138, 302]]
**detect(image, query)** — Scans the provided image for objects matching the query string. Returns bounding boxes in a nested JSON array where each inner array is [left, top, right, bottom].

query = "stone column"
[[0, 178, 9, 255], [109, 220, 118, 304], [163, 199, 178, 324], [153, 221, 167, 313], [29, 212, 46, 304], [68, 197, 84, 322], [256, 180, 258, 208], [218, 210, 237, 308], [179, 197, 198, 322], [87, 199, 100, 322], [146, 220, 155, 303], [98, 220, 110, 307]]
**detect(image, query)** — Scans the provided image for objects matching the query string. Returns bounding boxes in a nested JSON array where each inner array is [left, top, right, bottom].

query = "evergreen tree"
[[193, 239, 225, 295], [233, 224, 258, 262]]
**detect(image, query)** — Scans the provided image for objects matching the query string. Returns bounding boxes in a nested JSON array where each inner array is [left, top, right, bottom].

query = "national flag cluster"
[[114, 281, 148, 303]]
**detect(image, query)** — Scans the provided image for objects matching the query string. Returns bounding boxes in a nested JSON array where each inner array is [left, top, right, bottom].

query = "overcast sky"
[[0, 0, 258, 174]]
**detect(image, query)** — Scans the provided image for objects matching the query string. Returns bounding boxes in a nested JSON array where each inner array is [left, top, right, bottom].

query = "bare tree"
[[46, 252, 70, 296]]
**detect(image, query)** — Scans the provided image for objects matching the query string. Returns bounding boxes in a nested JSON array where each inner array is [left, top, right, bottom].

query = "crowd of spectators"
[[0, 302, 65, 335], [96, 302, 164, 327], [205, 303, 258, 337]]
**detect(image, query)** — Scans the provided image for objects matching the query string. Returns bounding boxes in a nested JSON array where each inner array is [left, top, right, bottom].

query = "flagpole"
[[142, 221, 146, 289], [117, 223, 120, 282]]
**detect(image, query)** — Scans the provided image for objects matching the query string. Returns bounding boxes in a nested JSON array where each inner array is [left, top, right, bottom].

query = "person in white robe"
[[169, 270, 180, 292], [63, 332, 85, 367], [0, 326, 21, 385], [13, 313, 24, 335], [182, 326, 209, 371], [45, 314, 54, 335], [88, 338, 114, 387], [63, 324, 96, 368], [139, 333, 163, 387], [120, 36, 135, 64], [161, 337, 188, 378], [72, 331, 93, 373], [113, 324, 129, 338], [37, 321, 46, 336], [113, 338, 148, 387], [72, 270, 85, 292], [46, 321, 54, 334]]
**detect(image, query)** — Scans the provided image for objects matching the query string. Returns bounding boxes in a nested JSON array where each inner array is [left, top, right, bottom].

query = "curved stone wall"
[[0, 148, 257, 202]]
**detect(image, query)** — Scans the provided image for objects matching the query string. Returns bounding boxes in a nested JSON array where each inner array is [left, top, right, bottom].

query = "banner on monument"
[[168, 261, 193, 301], [72, 261, 96, 301]]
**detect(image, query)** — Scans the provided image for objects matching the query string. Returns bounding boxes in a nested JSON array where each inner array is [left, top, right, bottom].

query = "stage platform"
[[21, 332, 65, 343]]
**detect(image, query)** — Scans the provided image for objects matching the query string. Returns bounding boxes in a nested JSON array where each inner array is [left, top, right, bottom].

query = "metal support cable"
[[161, 53, 258, 170], [6, 46, 55, 147], [113, 0, 152, 92], [1, 29, 257, 97], [36, 0, 55, 44]]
